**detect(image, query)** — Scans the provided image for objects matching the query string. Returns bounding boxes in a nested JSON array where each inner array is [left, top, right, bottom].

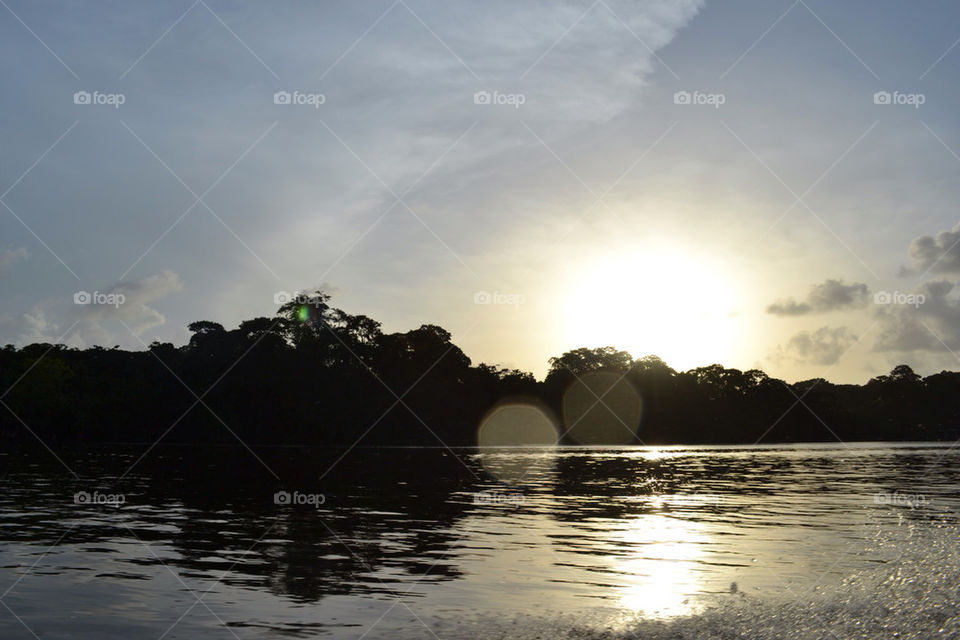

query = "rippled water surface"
[[2, 443, 960, 638]]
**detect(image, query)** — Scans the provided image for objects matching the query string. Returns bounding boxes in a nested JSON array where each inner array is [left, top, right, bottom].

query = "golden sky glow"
[[562, 249, 742, 372]]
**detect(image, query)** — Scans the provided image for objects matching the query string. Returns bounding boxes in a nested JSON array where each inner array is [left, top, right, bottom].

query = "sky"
[[3, 0, 960, 383]]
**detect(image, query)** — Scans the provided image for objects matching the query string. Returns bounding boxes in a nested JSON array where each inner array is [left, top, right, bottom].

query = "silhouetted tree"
[[2, 295, 957, 449]]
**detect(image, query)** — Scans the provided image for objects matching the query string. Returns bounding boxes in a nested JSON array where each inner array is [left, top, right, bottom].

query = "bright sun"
[[562, 249, 740, 372]]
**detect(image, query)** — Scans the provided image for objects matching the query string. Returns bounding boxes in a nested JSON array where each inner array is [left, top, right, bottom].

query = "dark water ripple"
[[1, 443, 959, 638]]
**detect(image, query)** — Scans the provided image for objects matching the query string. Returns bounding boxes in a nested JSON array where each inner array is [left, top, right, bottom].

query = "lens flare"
[[477, 400, 559, 484]]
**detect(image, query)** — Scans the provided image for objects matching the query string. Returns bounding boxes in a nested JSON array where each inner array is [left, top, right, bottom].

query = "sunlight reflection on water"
[[2, 443, 960, 638], [614, 514, 705, 617]]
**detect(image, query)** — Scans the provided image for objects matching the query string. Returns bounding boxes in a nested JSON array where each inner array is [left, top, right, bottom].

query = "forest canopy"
[[2, 291, 957, 448]]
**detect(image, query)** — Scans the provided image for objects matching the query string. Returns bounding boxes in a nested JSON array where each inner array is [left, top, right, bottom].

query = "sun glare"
[[615, 514, 705, 618], [563, 249, 740, 371]]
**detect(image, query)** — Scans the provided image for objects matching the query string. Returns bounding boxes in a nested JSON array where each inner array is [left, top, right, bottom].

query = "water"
[[2, 443, 960, 638]]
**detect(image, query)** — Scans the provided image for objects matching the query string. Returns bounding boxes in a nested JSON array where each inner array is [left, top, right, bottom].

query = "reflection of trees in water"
[[547, 453, 737, 524], [5, 446, 960, 606], [0, 447, 483, 604]]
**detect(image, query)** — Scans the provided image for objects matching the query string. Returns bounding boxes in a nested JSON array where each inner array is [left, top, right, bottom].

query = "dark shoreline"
[[3, 293, 958, 449]]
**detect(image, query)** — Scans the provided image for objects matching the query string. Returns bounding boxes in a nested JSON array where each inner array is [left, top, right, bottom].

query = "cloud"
[[900, 223, 960, 275], [76, 270, 184, 339], [0, 247, 28, 275], [766, 279, 870, 316], [785, 326, 859, 365], [0, 306, 58, 345], [301, 281, 338, 296], [873, 280, 960, 352], [0, 270, 181, 346], [0, 1, 708, 360], [1, 271, 190, 348]]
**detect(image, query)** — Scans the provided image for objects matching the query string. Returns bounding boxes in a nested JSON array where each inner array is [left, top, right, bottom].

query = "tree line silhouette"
[[2, 291, 958, 448]]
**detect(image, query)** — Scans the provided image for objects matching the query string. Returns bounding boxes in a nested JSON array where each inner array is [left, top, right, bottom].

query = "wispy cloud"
[[0, 246, 28, 275]]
